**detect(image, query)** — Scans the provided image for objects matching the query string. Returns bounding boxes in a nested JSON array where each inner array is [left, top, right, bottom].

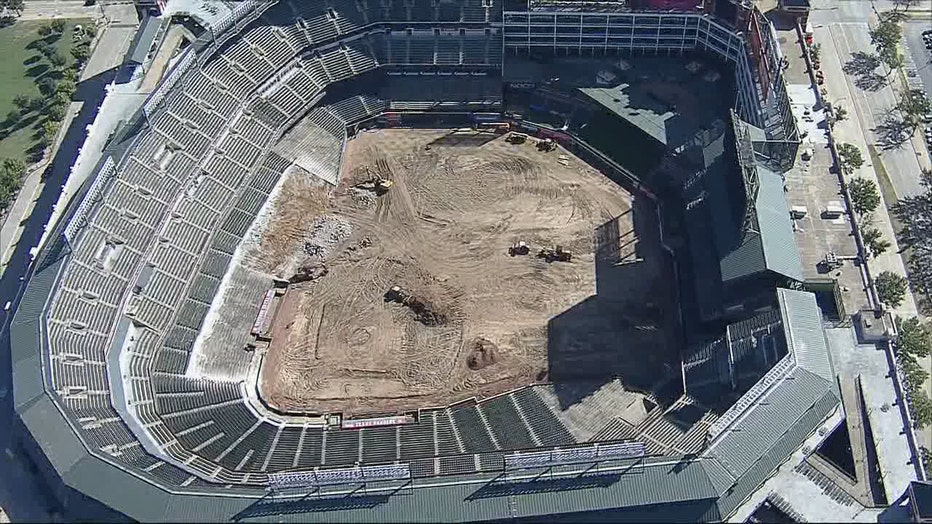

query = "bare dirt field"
[[258, 128, 676, 416]]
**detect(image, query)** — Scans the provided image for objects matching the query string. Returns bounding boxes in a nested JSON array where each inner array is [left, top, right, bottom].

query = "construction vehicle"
[[384, 285, 411, 304], [537, 138, 557, 152], [384, 285, 446, 325], [508, 241, 530, 256], [355, 168, 394, 195], [506, 132, 528, 144], [538, 245, 572, 263]]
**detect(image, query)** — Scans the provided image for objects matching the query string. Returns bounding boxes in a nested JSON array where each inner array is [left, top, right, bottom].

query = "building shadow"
[[546, 194, 682, 410], [466, 471, 624, 501], [427, 130, 501, 148]]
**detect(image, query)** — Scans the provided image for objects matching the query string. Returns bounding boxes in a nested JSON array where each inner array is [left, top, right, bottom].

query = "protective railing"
[[63, 156, 116, 243], [707, 352, 795, 442]]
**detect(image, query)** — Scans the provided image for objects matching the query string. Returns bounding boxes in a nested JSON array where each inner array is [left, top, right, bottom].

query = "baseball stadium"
[[9, 0, 837, 521]]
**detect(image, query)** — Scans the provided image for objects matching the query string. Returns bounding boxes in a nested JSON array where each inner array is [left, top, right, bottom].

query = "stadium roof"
[[578, 85, 675, 146], [126, 15, 162, 65], [720, 165, 804, 283]]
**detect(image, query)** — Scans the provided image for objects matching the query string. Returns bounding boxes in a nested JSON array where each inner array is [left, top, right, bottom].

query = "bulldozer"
[[538, 245, 572, 263], [355, 169, 394, 195], [537, 138, 557, 152], [506, 132, 528, 144], [508, 241, 530, 256]]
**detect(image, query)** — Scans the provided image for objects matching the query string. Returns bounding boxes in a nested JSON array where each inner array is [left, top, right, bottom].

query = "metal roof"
[[713, 387, 838, 517], [705, 367, 834, 477], [127, 15, 163, 65], [720, 167, 803, 283], [754, 167, 804, 282], [777, 288, 836, 383]]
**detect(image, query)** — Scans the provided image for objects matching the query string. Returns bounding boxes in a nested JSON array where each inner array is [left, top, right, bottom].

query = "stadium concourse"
[[3, 0, 898, 521]]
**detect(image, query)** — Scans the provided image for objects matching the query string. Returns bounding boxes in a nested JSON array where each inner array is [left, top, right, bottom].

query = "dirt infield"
[[258, 128, 674, 416]]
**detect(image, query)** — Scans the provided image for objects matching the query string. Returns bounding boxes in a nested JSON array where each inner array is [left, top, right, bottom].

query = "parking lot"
[[905, 23, 932, 156]]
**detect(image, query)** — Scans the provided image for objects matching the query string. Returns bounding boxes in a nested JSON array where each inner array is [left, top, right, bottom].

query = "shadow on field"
[[427, 130, 500, 148], [546, 195, 681, 410]]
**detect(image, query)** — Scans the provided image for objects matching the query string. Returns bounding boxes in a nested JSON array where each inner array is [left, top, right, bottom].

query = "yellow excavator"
[[355, 168, 394, 195]]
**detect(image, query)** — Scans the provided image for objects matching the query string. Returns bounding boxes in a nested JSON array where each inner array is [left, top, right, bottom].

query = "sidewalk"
[[0, 100, 82, 275], [815, 22, 930, 451], [817, 25, 920, 318]]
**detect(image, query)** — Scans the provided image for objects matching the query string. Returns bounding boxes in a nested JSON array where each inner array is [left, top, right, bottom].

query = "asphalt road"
[[14, 0, 103, 21], [0, 66, 117, 522]]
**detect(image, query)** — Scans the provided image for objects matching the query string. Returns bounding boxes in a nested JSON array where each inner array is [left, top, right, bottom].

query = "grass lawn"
[[0, 19, 93, 164]]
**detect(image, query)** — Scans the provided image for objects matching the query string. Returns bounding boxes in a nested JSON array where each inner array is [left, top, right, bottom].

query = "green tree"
[[12, 94, 30, 112], [838, 142, 864, 172], [877, 270, 909, 307], [810, 42, 821, 62], [37, 77, 57, 96], [48, 52, 67, 70], [870, 15, 904, 75], [3, 157, 25, 174], [51, 91, 70, 109], [27, 96, 44, 112], [33, 39, 51, 57], [36, 23, 52, 37], [862, 226, 892, 257], [61, 66, 78, 83], [41, 120, 60, 141], [898, 317, 932, 359], [50, 19, 66, 34], [55, 77, 75, 99], [912, 392, 932, 428], [71, 44, 89, 62], [898, 89, 932, 133], [848, 177, 881, 216], [835, 105, 848, 122], [46, 102, 66, 121], [0, 156, 25, 212]]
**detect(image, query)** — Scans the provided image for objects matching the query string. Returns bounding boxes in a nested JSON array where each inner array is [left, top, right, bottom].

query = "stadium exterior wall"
[[9, 1, 820, 521]]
